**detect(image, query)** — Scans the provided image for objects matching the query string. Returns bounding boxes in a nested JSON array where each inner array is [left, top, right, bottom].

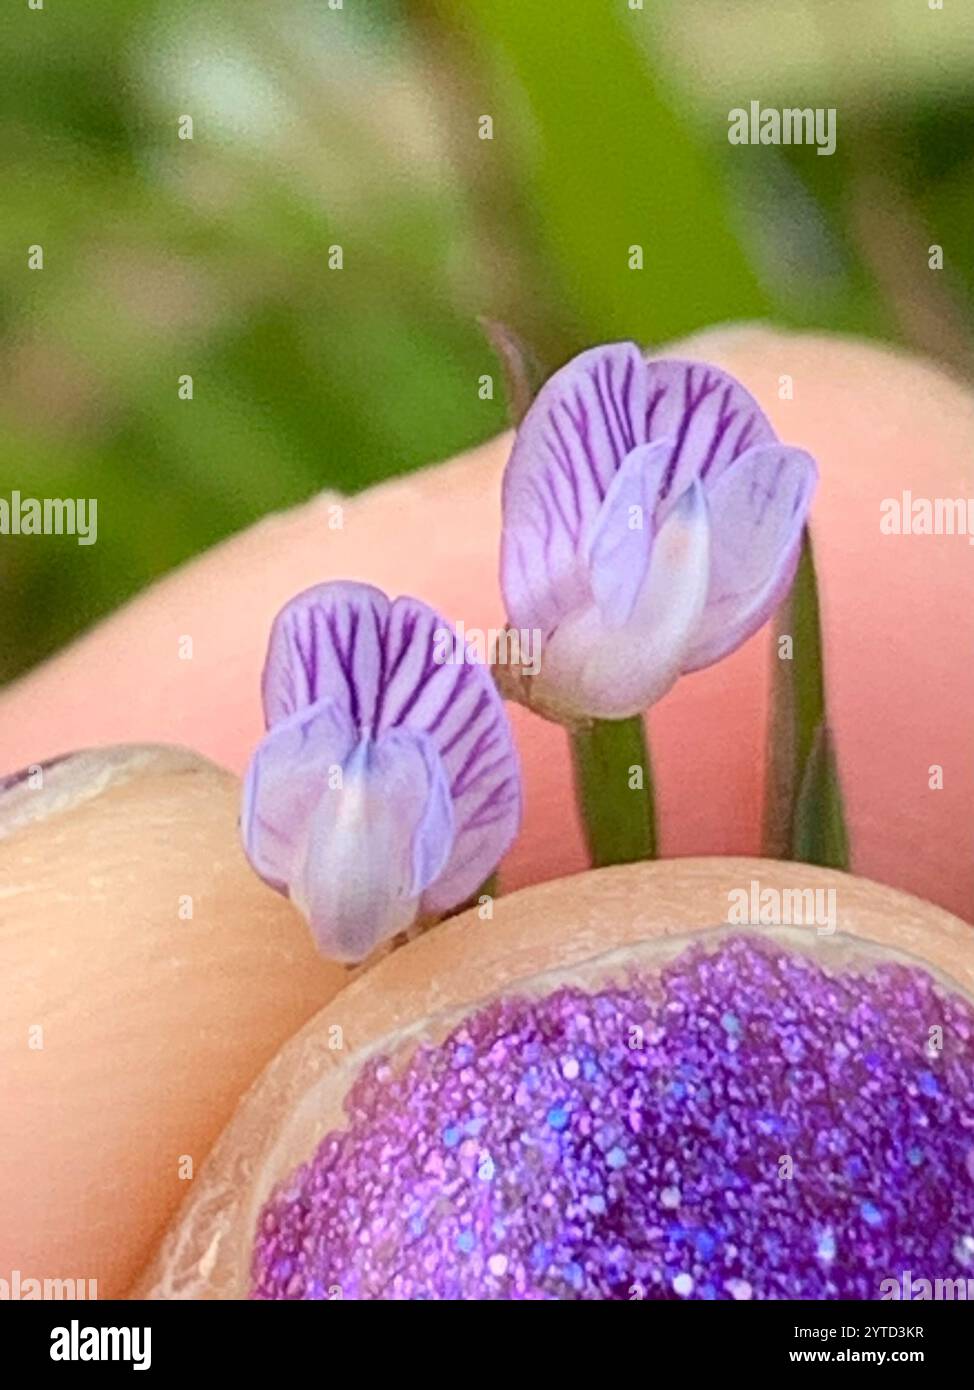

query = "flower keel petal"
[[538, 480, 711, 720], [584, 440, 673, 629], [295, 730, 454, 964]]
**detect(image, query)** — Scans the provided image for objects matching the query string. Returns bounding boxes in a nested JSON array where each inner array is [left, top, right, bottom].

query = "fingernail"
[[0, 752, 74, 795], [0, 744, 206, 842], [251, 931, 974, 1301]]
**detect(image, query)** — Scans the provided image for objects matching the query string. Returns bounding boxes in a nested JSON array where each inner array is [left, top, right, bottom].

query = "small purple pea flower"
[[241, 582, 521, 963], [500, 342, 818, 721]]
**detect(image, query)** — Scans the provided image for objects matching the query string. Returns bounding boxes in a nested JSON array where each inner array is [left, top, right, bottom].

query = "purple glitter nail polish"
[[250, 933, 974, 1300]]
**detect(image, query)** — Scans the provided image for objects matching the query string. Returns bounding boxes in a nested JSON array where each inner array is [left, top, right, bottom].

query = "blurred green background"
[[1, 0, 971, 684]]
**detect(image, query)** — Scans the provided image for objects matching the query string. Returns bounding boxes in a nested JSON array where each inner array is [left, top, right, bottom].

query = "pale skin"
[[0, 327, 971, 1297]]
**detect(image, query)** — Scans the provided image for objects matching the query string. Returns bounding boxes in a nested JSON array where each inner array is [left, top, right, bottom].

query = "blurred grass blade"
[[570, 716, 656, 866], [448, 0, 768, 344], [792, 723, 849, 869], [764, 530, 850, 868]]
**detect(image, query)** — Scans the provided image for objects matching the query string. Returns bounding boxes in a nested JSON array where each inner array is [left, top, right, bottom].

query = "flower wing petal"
[[682, 444, 818, 672], [243, 716, 456, 964], [296, 730, 454, 963], [398, 729, 456, 898], [241, 697, 358, 895]]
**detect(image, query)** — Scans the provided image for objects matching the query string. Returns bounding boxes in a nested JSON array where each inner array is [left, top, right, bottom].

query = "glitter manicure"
[[251, 934, 974, 1300]]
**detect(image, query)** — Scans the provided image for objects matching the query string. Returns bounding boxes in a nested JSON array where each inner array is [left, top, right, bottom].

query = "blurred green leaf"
[[792, 722, 850, 870], [0, 0, 970, 691], [436, 0, 769, 344]]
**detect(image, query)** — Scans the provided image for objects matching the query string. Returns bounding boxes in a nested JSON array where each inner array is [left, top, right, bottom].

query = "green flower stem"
[[569, 715, 657, 866], [764, 529, 850, 869], [477, 872, 499, 903]]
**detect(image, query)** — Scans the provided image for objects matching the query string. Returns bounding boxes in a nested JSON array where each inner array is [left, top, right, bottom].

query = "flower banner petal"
[[420, 668, 522, 914], [644, 357, 777, 505], [262, 581, 389, 730], [501, 342, 649, 633]]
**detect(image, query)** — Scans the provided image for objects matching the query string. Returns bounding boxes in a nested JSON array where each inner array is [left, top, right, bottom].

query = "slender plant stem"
[[569, 715, 656, 866], [764, 530, 849, 869]]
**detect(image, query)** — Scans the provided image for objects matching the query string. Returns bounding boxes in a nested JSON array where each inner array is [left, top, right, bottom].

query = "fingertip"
[[0, 745, 345, 1296]]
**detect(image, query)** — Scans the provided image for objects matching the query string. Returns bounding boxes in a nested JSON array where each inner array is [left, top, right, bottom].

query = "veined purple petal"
[[262, 580, 389, 730], [642, 357, 777, 502], [247, 582, 521, 956], [536, 481, 711, 720], [418, 661, 522, 915], [501, 342, 649, 634], [682, 445, 818, 672]]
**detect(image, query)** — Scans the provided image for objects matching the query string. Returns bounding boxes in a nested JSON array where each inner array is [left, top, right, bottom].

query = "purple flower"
[[500, 343, 818, 720], [241, 582, 521, 963]]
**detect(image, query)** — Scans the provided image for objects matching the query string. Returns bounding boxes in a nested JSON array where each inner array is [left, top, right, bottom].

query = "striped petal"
[[262, 580, 389, 730], [501, 342, 650, 634], [246, 583, 521, 956], [643, 357, 777, 504]]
